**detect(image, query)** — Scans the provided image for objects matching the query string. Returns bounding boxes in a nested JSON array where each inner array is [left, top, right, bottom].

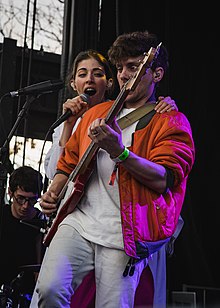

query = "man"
[[0, 166, 46, 306], [34, 30, 195, 307]]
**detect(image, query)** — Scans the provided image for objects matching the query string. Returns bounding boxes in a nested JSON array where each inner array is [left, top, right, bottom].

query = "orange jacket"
[[57, 101, 195, 258]]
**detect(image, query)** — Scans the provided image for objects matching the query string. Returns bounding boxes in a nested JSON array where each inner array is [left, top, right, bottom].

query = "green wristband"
[[111, 147, 130, 163]]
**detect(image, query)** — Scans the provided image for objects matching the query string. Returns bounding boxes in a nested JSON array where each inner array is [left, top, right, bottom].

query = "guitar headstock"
[[125, 42, 162, 92]]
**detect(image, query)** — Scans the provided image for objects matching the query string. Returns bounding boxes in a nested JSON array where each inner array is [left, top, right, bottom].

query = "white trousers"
[[30, 224, 147, 308]]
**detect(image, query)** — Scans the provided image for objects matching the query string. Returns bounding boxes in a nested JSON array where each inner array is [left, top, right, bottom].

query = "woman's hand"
[[155, 96, 178, 113], [63, 95, 89, 124]]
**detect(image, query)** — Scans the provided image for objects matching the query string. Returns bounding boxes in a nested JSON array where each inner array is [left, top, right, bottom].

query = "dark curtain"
[[62, 0, 220, 295]]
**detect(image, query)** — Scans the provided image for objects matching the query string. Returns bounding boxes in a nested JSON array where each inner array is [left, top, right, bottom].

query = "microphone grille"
[[80, 93, 91, 104]]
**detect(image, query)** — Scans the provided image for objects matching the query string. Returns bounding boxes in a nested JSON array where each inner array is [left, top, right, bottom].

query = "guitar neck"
[[57, 45, 161, 204], [105, 86, 129, 124]]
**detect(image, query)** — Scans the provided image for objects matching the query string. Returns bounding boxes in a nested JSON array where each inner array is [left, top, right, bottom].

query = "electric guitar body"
[[43, 154, 97, 246]]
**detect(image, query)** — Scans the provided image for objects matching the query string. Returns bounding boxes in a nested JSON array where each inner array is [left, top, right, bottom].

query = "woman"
[[44, 50, 115, 179]]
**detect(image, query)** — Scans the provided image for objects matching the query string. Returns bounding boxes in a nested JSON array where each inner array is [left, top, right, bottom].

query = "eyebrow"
[[116, 57, 143, 67], [16, 194, 37, 198], [76, 67, 105, 73]]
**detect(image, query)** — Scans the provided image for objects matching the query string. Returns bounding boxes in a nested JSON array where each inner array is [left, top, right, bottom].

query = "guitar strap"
[[117, 103, 156, 130]]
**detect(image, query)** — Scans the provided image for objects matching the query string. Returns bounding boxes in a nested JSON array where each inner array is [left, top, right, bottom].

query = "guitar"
[[43, 42, 162, 246]]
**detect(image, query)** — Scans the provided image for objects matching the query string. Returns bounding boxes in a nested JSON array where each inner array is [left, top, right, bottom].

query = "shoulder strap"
[[118, 103, 156, 130]]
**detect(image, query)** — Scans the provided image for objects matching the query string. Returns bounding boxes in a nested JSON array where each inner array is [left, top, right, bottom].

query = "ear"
[[8, 187, 12, 198], [153, 67, 164, 82], [70, 79, 77, 91], [106, 78, 113, 88]]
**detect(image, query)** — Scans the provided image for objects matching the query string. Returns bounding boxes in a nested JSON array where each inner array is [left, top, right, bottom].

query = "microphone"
[[49, 93, 91, 131], [8, 79, 64, 97]]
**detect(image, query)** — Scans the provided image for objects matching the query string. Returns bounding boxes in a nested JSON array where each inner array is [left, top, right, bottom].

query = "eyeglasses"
[[13, 194, 38, 206]]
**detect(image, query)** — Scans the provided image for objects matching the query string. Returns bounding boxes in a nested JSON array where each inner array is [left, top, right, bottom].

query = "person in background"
[[0, 166, 46, 306], [34, 35, 192, 308]]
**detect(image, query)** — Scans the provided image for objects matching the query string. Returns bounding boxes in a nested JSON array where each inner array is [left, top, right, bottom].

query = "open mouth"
[[84, 88, 96, 96]]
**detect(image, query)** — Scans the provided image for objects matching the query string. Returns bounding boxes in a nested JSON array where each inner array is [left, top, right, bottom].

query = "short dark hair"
[[66, 49, 115, 98], [9, 166, 43, 196], [108, 30, 169, 73]]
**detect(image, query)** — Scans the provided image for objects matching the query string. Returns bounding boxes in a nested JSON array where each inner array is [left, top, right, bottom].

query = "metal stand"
[[0, 95, 39, 205]]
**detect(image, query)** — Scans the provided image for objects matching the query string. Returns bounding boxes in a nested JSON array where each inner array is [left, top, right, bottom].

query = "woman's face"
[[72, 58, 109, 107]]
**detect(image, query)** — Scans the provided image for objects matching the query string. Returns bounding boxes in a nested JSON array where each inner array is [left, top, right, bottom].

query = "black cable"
[[38, 128, 52, 194]]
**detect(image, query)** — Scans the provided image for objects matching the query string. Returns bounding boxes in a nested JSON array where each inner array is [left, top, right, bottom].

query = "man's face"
[[9, 186, 38, 220], [115, 56, 154, 107]]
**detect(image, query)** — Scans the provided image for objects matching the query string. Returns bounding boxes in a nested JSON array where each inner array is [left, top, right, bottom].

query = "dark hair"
[[9, 166, 43, 196], [66, 49, 115, 98], [108, 30, 169, 73]]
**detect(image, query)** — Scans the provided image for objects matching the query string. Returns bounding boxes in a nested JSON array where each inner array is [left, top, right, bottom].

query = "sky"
[[0, 0, 64, 54]]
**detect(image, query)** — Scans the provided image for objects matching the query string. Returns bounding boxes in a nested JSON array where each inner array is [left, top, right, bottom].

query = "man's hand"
[[39, 191, 58, 216]]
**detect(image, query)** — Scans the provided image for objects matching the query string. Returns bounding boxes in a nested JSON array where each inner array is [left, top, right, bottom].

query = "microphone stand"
[[0, 94, 40, 205]]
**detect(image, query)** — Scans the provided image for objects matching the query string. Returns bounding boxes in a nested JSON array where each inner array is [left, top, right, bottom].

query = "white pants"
[[30, 224, 147, 308]]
